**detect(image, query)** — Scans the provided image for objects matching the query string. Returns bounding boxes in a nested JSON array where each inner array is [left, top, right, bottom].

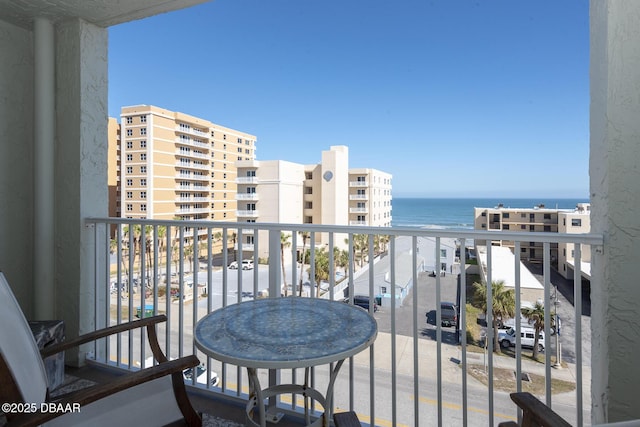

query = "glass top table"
[[195, 297, 378, 427]]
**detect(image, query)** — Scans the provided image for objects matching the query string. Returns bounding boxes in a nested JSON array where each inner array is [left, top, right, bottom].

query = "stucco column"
[[590, 0, 640, 422], [33, 17, 55, 320], [55, 19, 108, 365]]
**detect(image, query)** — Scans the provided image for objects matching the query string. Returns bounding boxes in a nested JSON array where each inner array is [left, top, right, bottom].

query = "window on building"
[[305, 201, 312, 209], [126, 191, 132, 198], [126, 204, 133, 211], [305, 172, 312, 179], [141, 166, 146, 173], [305, 187, 313, 194], [126, 179, 132, 186], [440, 249, 447, 258], [126, 141, 133, 149], [140, 140, 146, 148], [126, 166, 133, 174], [572, 218, 582, 226], [126, 154, 133, 161], [481, 211, 486, 217], [238, 147, 242, 153], [544, 213, 552, 220], [140, 115, 146, 123], [140, 191, 146, 199], [126, 117, 133, 124], [126, 129, 133, 136], [502, 224, 510, 230], [544, 225, 551, 232], [520, 224, 526, 230], [502, 213, 510, 219], [140, 179, 146, 186], [141, 204, 147, 212], [140, 153, 146, 161], [140, 128, 147, 135]]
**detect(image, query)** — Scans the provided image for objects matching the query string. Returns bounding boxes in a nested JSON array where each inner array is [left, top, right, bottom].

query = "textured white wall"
[[590, 0, 640, 422], [55, 18, 108, 357], [0, 20, 34, 316]]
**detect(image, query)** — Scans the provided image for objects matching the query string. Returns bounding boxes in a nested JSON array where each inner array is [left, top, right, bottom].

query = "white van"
[[498, 327, 545, 352]]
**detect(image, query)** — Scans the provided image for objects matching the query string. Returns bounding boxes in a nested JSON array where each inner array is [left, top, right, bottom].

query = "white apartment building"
[[236, 146, 392, 260], [474, 203, 591, 279]]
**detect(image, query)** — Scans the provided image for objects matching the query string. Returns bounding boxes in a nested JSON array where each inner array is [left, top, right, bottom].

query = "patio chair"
[[498, 392, 571, 427], [0, 271, 202, 427]]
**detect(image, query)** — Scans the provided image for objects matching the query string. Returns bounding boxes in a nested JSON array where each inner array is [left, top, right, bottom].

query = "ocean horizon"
[[390, 197, 589, 229]]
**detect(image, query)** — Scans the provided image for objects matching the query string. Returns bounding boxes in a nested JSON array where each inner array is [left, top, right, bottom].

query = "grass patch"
[[466, 364, 575, 395]]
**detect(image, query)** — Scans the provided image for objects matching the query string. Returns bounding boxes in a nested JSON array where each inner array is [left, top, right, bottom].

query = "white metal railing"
[[85, 217, 602, 427]]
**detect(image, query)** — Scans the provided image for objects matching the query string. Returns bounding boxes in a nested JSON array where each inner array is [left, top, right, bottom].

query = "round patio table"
[[195, 297, 377, 427]]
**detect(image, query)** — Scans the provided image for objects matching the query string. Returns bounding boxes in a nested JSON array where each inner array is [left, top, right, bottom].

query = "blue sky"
[[109, 0, 589, 198]]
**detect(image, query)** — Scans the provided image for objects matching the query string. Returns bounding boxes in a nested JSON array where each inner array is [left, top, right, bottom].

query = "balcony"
[[350, 194, 368, 200], [349, 181, 368, 187], [350, 207, 368, 213], [349, 220, 368, 226], [236, 176, 258, 184], [237, 209, 259, 218], [236, 193, 259, 201], [84, 218, 601, 426]]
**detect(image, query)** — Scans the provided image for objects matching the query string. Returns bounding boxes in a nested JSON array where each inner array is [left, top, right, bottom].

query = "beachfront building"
[[473, 203, 591, 279], [236, 146, 393, 260], [348, 168, 393, 228], [109, 105, 257, 231], [558, 203, 592, 280]]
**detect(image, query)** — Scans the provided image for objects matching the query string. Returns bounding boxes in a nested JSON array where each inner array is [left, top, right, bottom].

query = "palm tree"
[[522, 301, 554, 358], [472, 280, 516, 352], [229, 232, 238, 263], [309, 248, 330, 295], [298, 231, 310, 296], [346, 234, 368, 268], [280, 233, 291, 296]]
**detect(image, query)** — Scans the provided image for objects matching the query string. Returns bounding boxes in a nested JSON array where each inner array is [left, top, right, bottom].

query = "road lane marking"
[[413, 395, 517, 422]]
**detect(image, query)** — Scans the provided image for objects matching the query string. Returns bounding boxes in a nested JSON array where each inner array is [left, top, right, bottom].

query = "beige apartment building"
[[474, 203, 591, 279], [235, 146, 392, 260], [110, 105, 257, 237]]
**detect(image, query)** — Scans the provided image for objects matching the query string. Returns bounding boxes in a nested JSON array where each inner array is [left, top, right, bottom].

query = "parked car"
[[440, 302, 458, 327], [183, 363, 219, 387], [229, 259, 254, 270], [140, 358, 218, 387], [343, 295, 378, 312], [498, 326, 545, 352]]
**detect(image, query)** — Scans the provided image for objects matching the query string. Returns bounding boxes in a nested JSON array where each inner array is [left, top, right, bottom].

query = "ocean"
[[390, 198, 589, 229]]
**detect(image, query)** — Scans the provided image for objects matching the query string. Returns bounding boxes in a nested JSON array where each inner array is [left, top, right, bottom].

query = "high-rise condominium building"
[[235, 146, 392, 260], [111, 105, 257, 231], [473, 203, 591, 279]]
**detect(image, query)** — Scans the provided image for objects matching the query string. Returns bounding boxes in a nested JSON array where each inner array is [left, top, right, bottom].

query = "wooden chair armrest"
[[40, 315, 167, 358], [510, 392, 572, 427], [6, 355, 199, 427]]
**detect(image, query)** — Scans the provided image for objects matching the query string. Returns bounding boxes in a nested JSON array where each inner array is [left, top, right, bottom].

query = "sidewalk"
[[352, 331, 590, 404]]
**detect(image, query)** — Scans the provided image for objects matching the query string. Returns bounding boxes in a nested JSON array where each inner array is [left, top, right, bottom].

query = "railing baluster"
[[390, 235, 397, 427], [487, 242, 494, 427], [574, 243, 583, 426], [436, 236, 443, 427], [544, 242, 552, 405]]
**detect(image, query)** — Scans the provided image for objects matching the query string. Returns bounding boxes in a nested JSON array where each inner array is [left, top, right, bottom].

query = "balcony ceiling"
[[0, 0, 212, 30]]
